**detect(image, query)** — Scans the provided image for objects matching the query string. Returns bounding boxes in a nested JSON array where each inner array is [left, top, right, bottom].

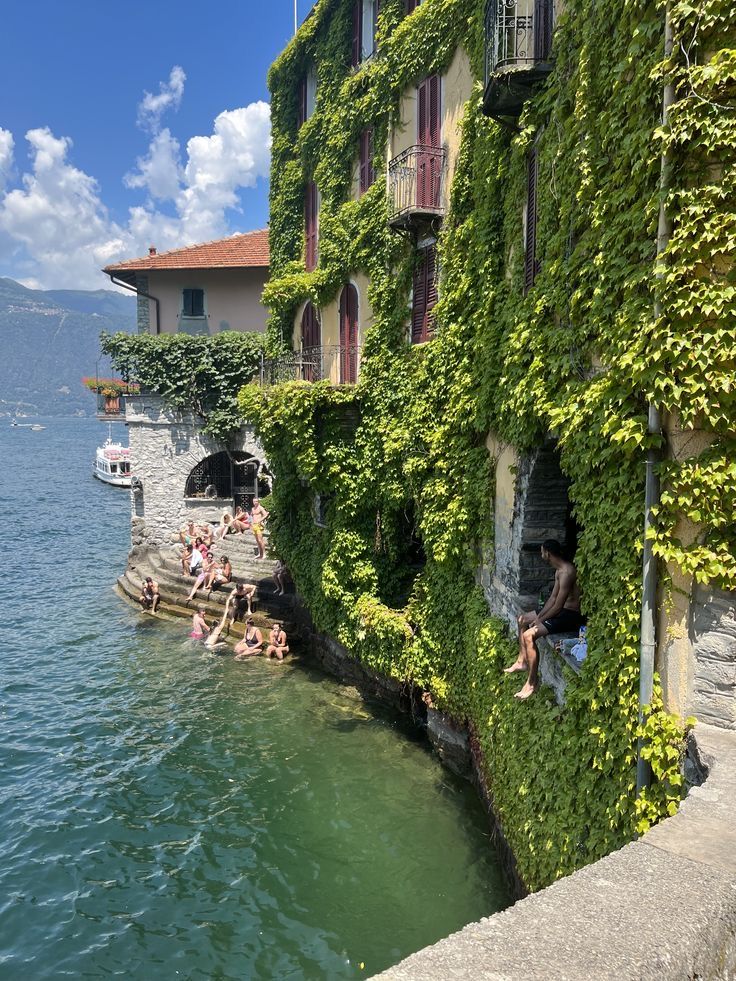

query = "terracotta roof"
[[103, 229, 269, 285]]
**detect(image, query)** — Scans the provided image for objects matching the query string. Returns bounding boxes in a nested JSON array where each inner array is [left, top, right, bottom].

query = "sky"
[[0, 0, 311, 291]]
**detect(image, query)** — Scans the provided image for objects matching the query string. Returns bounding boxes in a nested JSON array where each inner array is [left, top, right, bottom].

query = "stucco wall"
[[139, 267, 268, 336], [125, 395, 265, 547], [388, 45, 474, 211], [293, 272, 373, 383]]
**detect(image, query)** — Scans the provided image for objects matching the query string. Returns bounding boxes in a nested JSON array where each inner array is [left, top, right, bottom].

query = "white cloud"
[[138, 65, 186, 133], [0, 70, 271, 290], [124, 128, 183, 201], [0, 129, 13, 192]]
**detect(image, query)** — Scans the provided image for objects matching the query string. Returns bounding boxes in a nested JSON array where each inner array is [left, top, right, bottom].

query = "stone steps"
[[119, 546, 300, 647]]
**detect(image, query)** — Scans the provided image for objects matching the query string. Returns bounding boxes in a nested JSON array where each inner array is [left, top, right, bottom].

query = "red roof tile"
[[103, 229, 269, 280]]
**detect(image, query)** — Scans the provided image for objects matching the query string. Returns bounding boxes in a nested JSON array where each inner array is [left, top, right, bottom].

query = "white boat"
[[30, 424, 45, 431], [10, 419, 44, 429], [93, 432, 132, 487]]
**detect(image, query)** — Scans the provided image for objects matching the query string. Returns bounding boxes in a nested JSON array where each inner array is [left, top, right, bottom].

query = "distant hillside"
[[0, 278, 136, 417]]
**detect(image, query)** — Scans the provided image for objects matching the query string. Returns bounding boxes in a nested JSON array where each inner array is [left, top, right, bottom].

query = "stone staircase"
[[116, 532, 302, 648]]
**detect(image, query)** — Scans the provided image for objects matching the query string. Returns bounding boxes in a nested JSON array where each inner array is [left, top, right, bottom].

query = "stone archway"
[[485, 440, 578, 625], [184, 450, 262, 511]]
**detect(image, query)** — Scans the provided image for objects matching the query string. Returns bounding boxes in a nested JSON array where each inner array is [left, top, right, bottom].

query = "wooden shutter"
[[411, 244, 437, 344], [301, 302, 321, 380], [339, 284, 359, 382], [183, 288, 193, 316], [428, 75, 440, 147], [297, 76, 307, 128], [534, 0, 553, 61], [359, 128, 374, 194], [351, 0, 362, 66], [305, 181, 318, 272], [524, 146, 538, 293]]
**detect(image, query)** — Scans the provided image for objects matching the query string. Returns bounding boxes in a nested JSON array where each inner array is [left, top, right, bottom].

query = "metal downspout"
[[637, 5, 675, 795], [107, 274, 161, 335]]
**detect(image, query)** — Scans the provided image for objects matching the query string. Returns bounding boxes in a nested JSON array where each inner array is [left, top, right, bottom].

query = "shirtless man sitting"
[[504, 539, 585, 700], [265, 622, 289, 661], [139, 576, 160, 613]]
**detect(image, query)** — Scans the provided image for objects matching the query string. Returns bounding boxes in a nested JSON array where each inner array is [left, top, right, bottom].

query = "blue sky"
[[0, 0, 310, 290]]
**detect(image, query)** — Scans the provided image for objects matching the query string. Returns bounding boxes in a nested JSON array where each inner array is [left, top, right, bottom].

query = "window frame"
[[182, 287, 205, 318]]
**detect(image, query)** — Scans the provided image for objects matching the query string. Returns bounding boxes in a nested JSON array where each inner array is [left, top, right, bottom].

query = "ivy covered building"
[[137, 0, 736, 897]]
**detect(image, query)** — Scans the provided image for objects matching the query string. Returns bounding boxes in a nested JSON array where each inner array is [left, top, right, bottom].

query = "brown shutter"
[[297, 77, 307, 128], [305, 181, 318, 272], [428, 74, 440, 147], [524, 147, 538, 293], [351, 0, 362, 66], [339, 284, 359, 382], [412, 244, 437, 344], [359, 128, 374, 194], [534, 0, 553, 61]]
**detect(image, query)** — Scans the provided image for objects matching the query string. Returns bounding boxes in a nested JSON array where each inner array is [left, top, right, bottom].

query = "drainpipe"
[[637, 4, 675, 795], [107, 273, 161, 335]]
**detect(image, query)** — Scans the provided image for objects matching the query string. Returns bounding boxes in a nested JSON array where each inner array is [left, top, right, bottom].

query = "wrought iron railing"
[[484, 0, 554, 80], [260, 345, 362, 386], [387, 145, 447, 225]]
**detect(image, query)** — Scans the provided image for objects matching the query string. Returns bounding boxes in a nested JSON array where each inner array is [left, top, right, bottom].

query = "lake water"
[[0, 417, 510, 979]]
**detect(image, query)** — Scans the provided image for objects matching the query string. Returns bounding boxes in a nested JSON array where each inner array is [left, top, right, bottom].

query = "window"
[[339, 283, 359, 383], [405, 0, 421, 12], [297, 66, 317, 128], [523, 144, 539, 293], [300, 302, 321, 381], [359, 128, 374, 194], [305, 180, 319, 272], [411, 243, 437, 344], [352, 0, 378, 66], [182, 288, 205, 317]]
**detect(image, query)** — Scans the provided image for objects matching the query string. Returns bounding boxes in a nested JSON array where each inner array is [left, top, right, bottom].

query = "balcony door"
[[339, 284, 359, 384], [300, 301, 321, 381], [417, 75, 441, 209]]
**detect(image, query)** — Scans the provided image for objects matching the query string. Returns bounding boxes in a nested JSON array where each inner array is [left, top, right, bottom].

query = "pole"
[[637, 4, 674, 795], [294, 0, 298, 34]]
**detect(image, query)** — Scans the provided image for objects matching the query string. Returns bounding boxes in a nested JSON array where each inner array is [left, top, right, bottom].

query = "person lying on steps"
[[503, 539, 585, 700]]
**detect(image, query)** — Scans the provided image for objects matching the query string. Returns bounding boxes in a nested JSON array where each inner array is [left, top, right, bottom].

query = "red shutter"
[[412, 244, 437, 344], [359, 128, 374, 194], [301, 302, 321, 380], [351, 0, 362, 66], [339, 284, 359, 382], [524, 147, 538, 293], [428, 75, 440, 147], [297, 77, 307, 128], [417, 77, 440, 209], [305, 181, 318, 272]]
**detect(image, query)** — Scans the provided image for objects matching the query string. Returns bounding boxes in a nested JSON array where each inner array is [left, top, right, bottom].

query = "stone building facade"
[[126, 395, 269, 548]]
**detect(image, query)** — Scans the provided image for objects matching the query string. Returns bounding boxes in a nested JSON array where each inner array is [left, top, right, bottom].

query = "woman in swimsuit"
[[190, 608, 210, 640], [206, 555, 232, 591], [265, 622, 289, 661], [187, 553, 216, 602], [234, 617, 263, 659]]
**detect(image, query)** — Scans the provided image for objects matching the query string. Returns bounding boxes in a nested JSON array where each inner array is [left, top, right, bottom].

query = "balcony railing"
[[387, 145, 447, 231], [260, 345, 362, 386], [483, 0, 555, 117]]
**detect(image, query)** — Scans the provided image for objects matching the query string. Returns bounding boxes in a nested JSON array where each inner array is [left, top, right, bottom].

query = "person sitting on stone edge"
[[139, 576, 160, 613], [504, 539, 585, 700]]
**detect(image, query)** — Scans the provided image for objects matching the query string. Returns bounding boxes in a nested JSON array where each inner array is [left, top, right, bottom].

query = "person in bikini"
[[231, 506, 251, 534], [250, 498, 269, 560], [205, 594, 235, 650], [504, 539, 585, 700], [186, 552, 217, 602], [206, 555, 232, 591], [265, 622, 289, 661], [234, 616, 263, 659]]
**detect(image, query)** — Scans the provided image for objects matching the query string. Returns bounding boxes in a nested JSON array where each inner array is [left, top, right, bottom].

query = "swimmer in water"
[[190, 607, 210, 640], [204, 595, 235, 650]]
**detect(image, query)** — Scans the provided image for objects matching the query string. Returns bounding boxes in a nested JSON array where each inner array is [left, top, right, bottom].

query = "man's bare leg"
[[504, 614, 534, 673], [515, 624, 546, 699]]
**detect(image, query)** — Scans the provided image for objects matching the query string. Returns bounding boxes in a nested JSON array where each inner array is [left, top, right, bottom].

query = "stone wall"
[[690, 584, 736, 730], [135, 274, 150, 334], [125, 394, 265, 547]]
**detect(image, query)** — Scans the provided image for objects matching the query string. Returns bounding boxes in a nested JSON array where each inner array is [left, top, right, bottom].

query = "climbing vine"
[[101, 330, 263, 441]]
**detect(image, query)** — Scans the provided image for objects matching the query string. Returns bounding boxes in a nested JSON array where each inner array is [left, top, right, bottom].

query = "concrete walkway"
[[378, 724, 736, 980]]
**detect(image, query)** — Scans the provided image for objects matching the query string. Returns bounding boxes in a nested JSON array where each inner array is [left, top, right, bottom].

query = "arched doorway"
[[184, 451, 264, 511], [300, 301, 321, 381], [339, 283, 359, 384]]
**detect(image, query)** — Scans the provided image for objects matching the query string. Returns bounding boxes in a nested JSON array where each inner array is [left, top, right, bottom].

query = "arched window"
[[300, 302, 321, 381], [184, 451, 261, 510], [339, 283, 359, 384]]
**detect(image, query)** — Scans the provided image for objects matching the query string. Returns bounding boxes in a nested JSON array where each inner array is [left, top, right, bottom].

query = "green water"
[[0, 419, 510, 978]]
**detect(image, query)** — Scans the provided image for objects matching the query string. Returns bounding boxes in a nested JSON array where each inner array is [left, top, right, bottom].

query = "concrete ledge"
[[377, 723, 736, 980]]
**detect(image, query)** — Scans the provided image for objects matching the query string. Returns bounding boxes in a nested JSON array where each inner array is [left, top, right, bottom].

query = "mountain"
[[0, 278, 136, 417]]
